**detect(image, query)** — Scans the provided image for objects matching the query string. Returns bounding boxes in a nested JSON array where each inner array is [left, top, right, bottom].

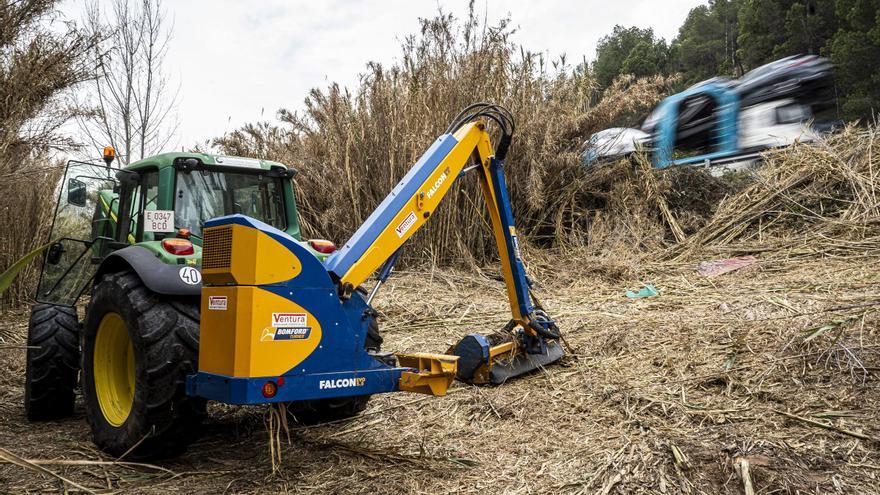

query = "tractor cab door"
[[35, 161, 120, 306]]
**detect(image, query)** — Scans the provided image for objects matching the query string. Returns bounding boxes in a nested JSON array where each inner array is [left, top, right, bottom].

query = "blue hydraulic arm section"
[[483, 157, 532, 318]]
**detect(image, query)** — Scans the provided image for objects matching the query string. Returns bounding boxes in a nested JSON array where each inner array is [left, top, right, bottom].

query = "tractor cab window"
[[174, 169, 285, 237], [127, 171, 159, 242]]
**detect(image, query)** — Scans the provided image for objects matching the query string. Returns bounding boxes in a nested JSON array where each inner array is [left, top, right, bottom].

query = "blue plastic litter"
[[626, 284, 659, 299]]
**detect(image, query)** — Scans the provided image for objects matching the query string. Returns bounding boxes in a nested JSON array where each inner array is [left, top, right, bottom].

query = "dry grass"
[[0, 164, 63, 306], [1, 125, 879, 494], [0, 252, 877, 494], [0, 0, 95, 309], [1, 7, 879, 495]]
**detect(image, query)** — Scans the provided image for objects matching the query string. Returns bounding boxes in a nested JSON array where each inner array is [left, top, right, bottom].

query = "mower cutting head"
[[449, 315, 565, 385]]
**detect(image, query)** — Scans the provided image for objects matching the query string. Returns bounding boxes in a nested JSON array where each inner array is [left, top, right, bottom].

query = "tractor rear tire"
[[82, 271, 206, 459], [25, 304, 80, 420], [287, 317, 383, 425]]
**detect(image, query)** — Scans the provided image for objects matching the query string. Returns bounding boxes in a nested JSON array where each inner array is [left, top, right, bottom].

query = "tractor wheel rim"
[[94, 312, 135, 427]]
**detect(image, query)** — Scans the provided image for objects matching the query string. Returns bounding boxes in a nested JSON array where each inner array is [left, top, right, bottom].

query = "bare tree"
[[77, 0, 177, 165]]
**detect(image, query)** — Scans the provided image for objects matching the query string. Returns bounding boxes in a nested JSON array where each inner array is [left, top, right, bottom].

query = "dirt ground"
[[0, 252, 878, 494]]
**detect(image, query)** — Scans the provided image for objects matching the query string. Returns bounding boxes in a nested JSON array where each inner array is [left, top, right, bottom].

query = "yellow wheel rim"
[[94, 312, 135, 427]]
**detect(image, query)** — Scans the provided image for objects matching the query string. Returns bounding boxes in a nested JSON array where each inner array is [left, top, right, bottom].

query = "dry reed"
[[214, 9, 674, 268]]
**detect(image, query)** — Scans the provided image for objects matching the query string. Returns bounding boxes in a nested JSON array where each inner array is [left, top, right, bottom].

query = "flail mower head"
[[449, 311, 564, 385]]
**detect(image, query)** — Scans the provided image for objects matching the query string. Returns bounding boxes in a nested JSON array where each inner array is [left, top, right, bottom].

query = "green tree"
[[592, 25, 669, 89], [621, 40, 665, 78], [673, 1, 742, 84], [737, 0, 837, 70], [737, 0, 789, 69], [590, 0, 876, 121], [780, 1, 837, 55], [829, 0, 880, 119]]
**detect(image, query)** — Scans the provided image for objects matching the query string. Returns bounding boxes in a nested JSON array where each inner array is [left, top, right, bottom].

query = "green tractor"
[[26, 150, 364, 457]]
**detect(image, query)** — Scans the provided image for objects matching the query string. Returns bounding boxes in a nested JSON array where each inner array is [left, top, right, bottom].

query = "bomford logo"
[[426, 167, 450, 199], [261, 326, 312, 341], [274, 327, 311, 340], [319, 377, 366, 390], [263, 313, 311, 341]]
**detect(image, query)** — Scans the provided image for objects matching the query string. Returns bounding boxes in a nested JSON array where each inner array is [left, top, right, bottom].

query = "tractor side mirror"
[[67, 178, 87, 207], [47, 241, 64, 265]]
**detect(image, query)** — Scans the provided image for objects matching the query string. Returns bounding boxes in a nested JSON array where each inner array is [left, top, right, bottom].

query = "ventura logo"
[[207, 295, 227, 310], [272, 313, 307, 328], [395, 211, 417, 238], [426, 167, 450, 199], [319, 377, 366, 389]]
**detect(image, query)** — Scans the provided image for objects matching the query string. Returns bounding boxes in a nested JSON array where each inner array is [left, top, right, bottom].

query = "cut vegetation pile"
[[674, 127, 880, 260]]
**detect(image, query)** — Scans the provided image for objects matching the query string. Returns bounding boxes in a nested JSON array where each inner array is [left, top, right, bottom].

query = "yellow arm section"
[[339, 122, 485, 288], [338, 120, 528, 324]]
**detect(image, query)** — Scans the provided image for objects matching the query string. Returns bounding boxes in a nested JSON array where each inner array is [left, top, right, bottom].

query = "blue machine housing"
[[186, 215, 412, 405]]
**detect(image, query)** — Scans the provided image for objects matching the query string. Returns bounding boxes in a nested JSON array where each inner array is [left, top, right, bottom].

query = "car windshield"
[[175, 169, 286, 237]]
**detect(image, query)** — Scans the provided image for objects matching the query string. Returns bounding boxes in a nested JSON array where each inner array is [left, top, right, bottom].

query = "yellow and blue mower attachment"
[[187, 104, 564, 404], [185, 215, 457, 404]]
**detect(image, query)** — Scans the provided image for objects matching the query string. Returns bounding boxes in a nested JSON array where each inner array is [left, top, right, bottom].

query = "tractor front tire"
[[25, 304, 80, 420], [82, 271, 205, 459]]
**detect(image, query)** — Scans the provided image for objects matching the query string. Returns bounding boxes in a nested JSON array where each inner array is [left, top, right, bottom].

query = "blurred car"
[[582, 127, 649, 165], [584, 55, 835, 170], [737, 98, 819, 150]]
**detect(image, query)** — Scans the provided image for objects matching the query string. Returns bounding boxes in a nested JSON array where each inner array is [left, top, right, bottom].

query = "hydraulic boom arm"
[[324, 105, 558, 341]]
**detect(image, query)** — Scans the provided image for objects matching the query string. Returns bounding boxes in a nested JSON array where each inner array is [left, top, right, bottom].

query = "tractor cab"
[[35, 150, 307, 308]]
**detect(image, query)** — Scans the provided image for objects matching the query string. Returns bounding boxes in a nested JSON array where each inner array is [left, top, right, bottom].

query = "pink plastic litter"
[[697, 256, 758, 278]]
